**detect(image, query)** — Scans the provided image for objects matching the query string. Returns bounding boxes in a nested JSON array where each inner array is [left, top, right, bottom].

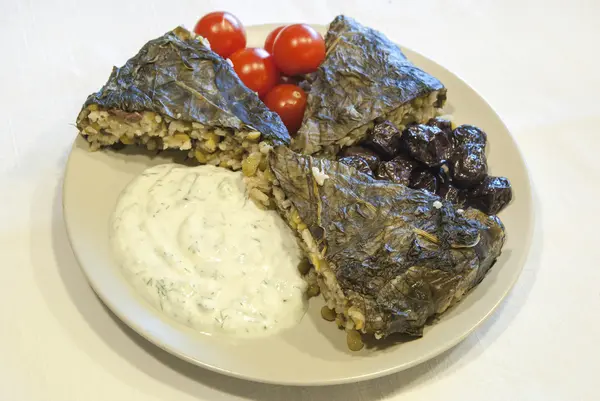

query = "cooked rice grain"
[[266, 173, 367, 349], [77, 105, 274, 207]]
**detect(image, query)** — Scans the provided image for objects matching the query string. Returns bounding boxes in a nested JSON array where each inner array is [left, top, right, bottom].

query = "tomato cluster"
[[194, 12, 326, 135]]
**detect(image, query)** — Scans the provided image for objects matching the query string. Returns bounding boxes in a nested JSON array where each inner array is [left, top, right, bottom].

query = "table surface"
[[2, 0, 599, 400]]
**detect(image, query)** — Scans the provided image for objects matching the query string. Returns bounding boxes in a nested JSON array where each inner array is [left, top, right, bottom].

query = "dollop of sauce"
[[110, 164, 307, 337]]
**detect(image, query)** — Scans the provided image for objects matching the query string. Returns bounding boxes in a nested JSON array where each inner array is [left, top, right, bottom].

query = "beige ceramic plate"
[[63, 24, 533, 386]]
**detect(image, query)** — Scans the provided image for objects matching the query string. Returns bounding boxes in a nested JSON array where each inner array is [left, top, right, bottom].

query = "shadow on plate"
[[29, 169, 543, 400]]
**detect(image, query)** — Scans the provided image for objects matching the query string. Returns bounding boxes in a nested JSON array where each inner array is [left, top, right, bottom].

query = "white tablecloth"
[[1, 0, 598, 399]]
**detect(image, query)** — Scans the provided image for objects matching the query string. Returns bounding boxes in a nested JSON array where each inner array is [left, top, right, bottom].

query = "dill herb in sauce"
[[110, 164, 308, 337]]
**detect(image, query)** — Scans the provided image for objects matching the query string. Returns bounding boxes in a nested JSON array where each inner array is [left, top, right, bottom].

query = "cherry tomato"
[[272, 24, 325, 76], [263, 84, 307, 134], [229, 48, 279, 98], [194, 11, 246, 59], [264, 26, 285, 54]]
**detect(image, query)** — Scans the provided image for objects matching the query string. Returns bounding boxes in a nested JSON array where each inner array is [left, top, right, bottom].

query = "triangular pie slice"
[[293, 15, 447, 155], [269, 146, 505, 343], [76, 27, 290, 174]]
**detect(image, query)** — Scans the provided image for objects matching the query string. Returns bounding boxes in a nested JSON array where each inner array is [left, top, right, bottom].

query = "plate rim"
[[62, 23, 535, 386]]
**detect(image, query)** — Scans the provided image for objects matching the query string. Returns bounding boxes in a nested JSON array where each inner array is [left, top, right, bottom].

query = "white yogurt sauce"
[[110, 164, 307, 337]]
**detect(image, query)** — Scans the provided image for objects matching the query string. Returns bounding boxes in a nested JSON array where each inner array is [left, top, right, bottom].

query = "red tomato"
[[263, 84, 307, 134], [264, 26, 285, 54], [229, 48, 279, 98], [194, 12, 246, 58], [272, 24, 325, 76]]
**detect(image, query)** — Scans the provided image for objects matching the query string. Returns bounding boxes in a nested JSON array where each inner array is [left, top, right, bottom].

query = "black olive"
[[375, 155, 421, 185], [451, 125, 487, 148], [449, 144, 488, 188], [338, 146, 381, 171], [338, 156, 373, 176], [427, 117, 453, 135], [465, 176, 512, 215], [363, 120, 402, 159], [434, 164, 452, 194], [401, 124, 452, 167], [424, 164, 468, 207], [409, 167, 438, 193]]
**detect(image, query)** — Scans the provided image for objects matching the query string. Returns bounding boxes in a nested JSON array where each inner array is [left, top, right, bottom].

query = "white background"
[[1, 0, 599, 400]]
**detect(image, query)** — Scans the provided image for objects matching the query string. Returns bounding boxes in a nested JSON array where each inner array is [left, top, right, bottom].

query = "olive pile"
[[337, 118, 512, 215]]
